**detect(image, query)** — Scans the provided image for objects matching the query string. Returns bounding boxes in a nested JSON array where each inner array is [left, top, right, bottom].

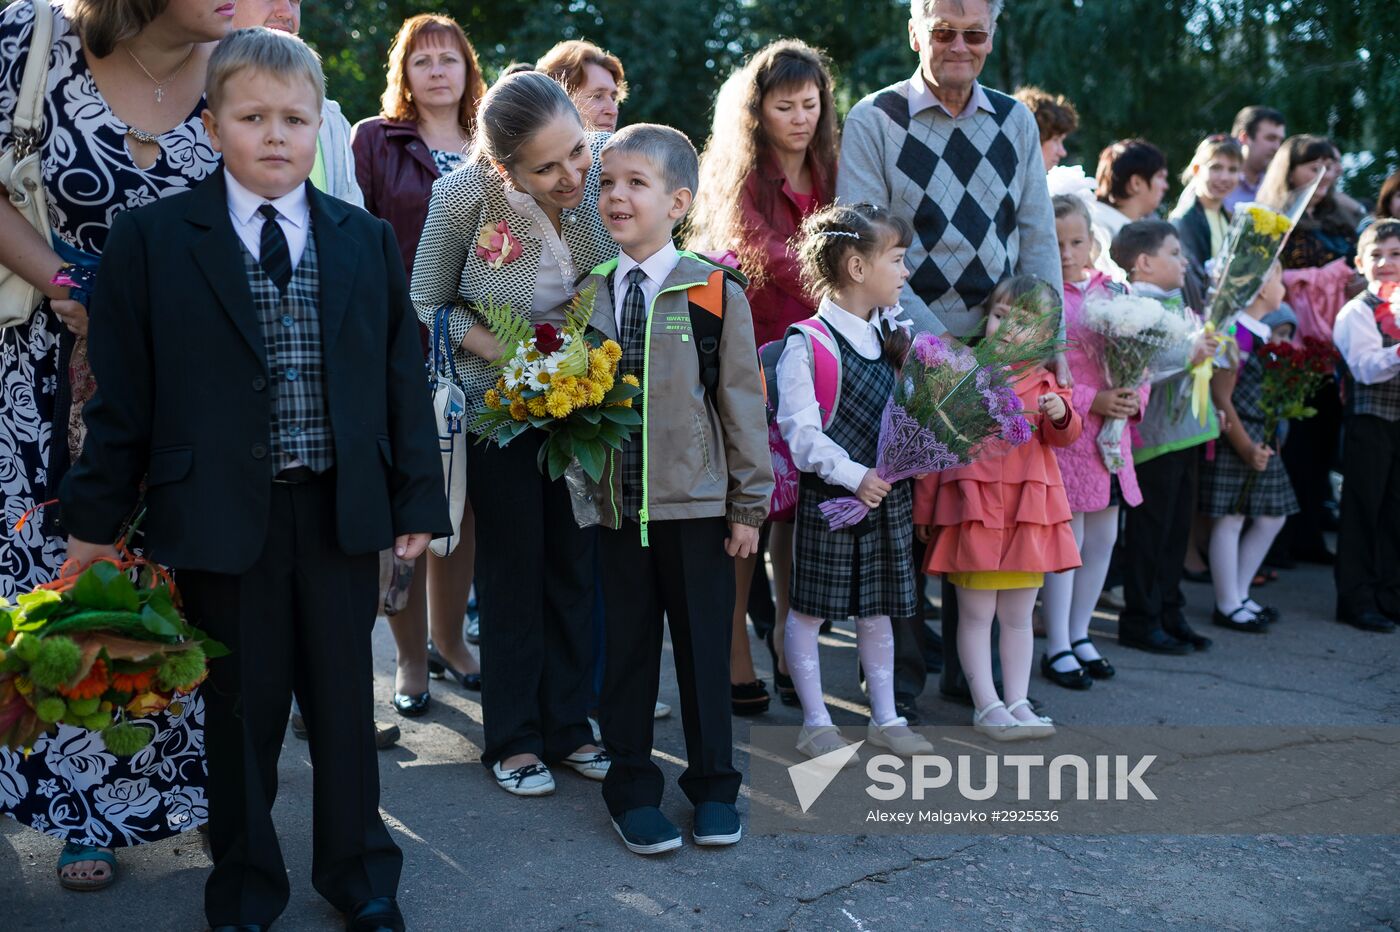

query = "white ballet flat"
[[972, 701, 1033, 742], [1006, 699, 1055, 738]]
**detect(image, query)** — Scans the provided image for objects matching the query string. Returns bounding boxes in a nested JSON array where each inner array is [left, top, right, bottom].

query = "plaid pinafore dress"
[[1198, 342, 1300, 517], [790, 330, 917, 619]]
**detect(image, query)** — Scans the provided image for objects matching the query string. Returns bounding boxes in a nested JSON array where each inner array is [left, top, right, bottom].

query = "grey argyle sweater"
[[837, 78, 1062, 338]]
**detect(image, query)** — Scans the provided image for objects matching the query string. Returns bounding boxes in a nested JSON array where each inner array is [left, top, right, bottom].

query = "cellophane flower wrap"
[[1188, 173, 1324, 422], [472, 282, 643, 496], [1080, 294, 1192, 472], [1234, 336, 1338, 510], [817, 304, 1061, 531], [0, 557, 227, 757]]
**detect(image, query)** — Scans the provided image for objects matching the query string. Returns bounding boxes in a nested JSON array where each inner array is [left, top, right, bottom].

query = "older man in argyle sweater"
[[838, 0, 1063, 713], [838, 0, 1061, 338]]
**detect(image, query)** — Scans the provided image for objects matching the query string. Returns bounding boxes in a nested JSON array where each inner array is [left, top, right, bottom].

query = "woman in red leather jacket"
[[687, 39, 839, 715], [351, 13, 488, 719]]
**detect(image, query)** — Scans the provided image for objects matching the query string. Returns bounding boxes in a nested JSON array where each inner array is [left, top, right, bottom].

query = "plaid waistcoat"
[[1351, 293, 1400, 421], [240, 233, 335, 473]]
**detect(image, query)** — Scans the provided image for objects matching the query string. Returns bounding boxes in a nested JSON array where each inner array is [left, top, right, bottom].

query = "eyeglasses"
[[927, 26, 991, 46]]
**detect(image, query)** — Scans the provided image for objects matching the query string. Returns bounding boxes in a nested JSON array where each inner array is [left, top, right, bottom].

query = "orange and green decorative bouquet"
[[0, 553, 226, 757]]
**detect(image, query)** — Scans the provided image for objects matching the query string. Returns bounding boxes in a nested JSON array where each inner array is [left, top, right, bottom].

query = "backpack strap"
[[687, 269, 727, 401], [790, 318, 842, 429]]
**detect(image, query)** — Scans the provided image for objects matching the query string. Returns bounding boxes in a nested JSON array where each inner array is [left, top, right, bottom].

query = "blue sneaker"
[[693, 801, 742, 846], [612, 806, 682, 855]]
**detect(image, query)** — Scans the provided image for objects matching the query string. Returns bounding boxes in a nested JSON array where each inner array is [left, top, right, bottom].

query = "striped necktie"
[[257, 203, 293, 293]]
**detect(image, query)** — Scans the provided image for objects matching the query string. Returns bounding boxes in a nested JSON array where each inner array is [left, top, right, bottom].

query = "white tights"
[[784, 610, 898, 728], [1040, 507, 1119, 671], [955, 586, 1040, 725], [1209, 514, 1286, 619]]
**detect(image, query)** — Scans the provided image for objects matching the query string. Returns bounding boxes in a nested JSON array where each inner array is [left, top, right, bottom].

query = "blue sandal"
[[56, 842, 116, 892]]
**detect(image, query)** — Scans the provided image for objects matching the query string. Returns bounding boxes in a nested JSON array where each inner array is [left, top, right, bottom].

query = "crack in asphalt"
[[1141, 664, 1391, 712], [781, 840, 984, 927]]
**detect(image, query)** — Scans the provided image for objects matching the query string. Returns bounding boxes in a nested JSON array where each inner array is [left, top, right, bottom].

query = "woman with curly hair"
[[687, 39, 838, 716]]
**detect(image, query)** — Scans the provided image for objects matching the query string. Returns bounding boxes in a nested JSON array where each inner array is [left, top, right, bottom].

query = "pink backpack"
[[758, 319, 842, 522]]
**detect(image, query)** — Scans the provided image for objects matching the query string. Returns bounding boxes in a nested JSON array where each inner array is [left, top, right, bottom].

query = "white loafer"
[[796, 725, 861, 765], [561, 749, 611, 781], [492, 761, 555, 796]]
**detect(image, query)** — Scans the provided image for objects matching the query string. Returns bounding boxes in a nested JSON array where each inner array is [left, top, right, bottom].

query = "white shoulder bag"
[[428, 305, 469, 557], [0, 0, 55, 329]]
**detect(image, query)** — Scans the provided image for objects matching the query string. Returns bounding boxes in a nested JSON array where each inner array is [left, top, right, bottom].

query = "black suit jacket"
[[59, 168, 450, 574], [1173, 198, 1226, 311]]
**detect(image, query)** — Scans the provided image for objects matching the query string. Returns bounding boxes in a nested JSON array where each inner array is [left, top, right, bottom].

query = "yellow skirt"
[[946, 570, 1045, 591]]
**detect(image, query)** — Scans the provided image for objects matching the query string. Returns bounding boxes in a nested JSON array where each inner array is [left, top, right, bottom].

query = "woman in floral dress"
[[0, 0, 229, 890]]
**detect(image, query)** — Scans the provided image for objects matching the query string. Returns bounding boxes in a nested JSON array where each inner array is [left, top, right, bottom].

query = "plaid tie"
[[619, 266, 648, 377], [258, 203, 293, 293]]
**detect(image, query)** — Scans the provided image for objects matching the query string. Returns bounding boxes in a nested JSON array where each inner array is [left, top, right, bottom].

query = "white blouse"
[[503, 185, 577, 326], [775, 297, 886, 493]]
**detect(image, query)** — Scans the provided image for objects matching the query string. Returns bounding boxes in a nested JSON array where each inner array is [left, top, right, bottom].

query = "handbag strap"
[[10, 0, 53, 155], [430, 304, 461, 385]]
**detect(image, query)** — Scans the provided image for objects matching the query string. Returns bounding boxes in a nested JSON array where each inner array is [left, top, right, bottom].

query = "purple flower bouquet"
[[817, 322, 1054, 531]]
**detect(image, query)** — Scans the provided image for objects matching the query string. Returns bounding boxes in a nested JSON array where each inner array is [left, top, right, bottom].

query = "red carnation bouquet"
[[1235, 336, 1338, 508]]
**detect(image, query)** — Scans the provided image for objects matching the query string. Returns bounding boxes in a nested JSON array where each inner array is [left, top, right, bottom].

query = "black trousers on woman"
[[1280, 386, 1342, 558], [468, 433, 595, 766]]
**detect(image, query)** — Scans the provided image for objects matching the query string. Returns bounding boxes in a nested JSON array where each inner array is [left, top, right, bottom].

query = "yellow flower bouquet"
[[472, 283, 642, 483]]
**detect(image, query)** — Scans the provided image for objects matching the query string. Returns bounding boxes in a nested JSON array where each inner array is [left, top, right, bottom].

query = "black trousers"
[[1120, 446, 1197, 636], [178, 476, 398, 927], [598, 517, 739, 816], [1281, 386, 1343, 556], [1336, 414, 1400, 618], [468, 433, 595, 766], [892, 536, 930, 699]]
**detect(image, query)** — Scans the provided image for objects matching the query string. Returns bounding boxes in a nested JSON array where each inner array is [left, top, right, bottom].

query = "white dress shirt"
[[226, 172, 310, 268], [1335, 292, 1400, 385], [904, 72, 995, 121], [775, 297, 886, 493], [612, 241, 680, 333], [503, 185, 577, 325]]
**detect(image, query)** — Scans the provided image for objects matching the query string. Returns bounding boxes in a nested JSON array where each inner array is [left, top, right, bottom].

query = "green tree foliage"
[[303, 0, 1396, 199]]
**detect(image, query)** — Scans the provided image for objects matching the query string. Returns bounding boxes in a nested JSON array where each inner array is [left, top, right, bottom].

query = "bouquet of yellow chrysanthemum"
[[473, 282, 642, 483]]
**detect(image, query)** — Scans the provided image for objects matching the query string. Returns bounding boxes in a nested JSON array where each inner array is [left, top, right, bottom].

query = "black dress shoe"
[[391, 691, 430, 717], [894, 696, 923, 725], [731, 680, 770, 716], [345, 896, 404, 932], [426, 644, 482, 691], [1338, 611, 1397, 633], [1117, 628, 1193, 654], [1040, 651, 1093, 689], [1162, 622, 1213, 651], [1069, 639, 1115, 678], [1212, 607, 1268, 633]]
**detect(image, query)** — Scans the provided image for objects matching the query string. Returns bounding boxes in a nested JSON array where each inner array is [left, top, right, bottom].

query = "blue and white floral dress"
[[0, 0, 215, 846]]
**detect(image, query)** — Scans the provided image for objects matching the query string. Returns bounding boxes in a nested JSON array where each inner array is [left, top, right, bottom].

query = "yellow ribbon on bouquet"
[[1189, 321, 1238, 425]]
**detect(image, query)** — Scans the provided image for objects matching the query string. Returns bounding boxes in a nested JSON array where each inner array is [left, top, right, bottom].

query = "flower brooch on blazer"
[[476, 220, 525, 270]]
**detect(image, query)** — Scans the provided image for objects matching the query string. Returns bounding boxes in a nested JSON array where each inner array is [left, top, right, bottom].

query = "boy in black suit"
[[60, 29, 446, 932]]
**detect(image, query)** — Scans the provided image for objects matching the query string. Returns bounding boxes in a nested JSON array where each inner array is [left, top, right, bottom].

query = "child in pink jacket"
[[1039, 195, 1150, 690]]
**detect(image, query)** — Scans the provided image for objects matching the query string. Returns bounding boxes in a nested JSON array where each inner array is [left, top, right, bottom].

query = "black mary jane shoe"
[[391, 691, 431, 717], [731, 680, 770, 716], [1212, 607, 1268, 634], [1040, 651, 1093, 690], [1070, 638, 1115, 679], [426, 643, 482, 691], [764, 629, 799, 706], [1243, 601, 1279, 624], [345, 896, 405, 932]]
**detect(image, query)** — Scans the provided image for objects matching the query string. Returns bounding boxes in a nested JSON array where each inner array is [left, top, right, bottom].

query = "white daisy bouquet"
[[472, 283, 642, 483], [1081, 294, 1193, 471]]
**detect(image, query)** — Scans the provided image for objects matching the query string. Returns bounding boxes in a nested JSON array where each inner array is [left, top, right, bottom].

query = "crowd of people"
[[0, 0, 1396, 929]]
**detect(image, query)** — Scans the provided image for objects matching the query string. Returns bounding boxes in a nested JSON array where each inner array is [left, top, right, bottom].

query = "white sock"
[[854, 615, 898, 726], [1040, 512, 1083, 670], [1070, 507, 1118, 663], [1210, 515, 1248, 615], [784, 610, 831, 727], [1237, 516, 1286, 609]]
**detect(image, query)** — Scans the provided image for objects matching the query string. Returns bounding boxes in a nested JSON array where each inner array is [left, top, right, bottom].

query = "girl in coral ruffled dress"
[[914, 277, 1082, 740]]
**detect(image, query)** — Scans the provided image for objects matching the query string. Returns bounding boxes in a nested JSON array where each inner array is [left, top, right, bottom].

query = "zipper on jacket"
[[638, 279, 709, 548], [608, 448, 621, 529]]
